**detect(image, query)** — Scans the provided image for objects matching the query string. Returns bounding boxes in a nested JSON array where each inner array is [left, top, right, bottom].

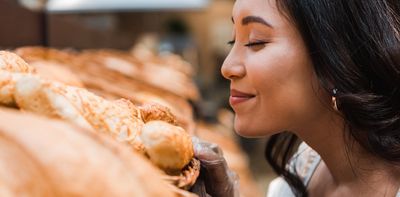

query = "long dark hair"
[[265, 1, 400, 196]]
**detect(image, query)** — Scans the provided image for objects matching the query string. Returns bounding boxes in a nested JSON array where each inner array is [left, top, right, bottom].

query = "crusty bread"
[[55, 85, 146, 152], [12, 73, 196, 169], [14, 74, 92, 130], [0, 135, 55, 197], [2, 50, 196, 176], [0, 107, 177, 197], [141, 120, 194, 172], [0, 51, 35, 73], [13, 75, 145, 152], [139, 102, 178, 125]]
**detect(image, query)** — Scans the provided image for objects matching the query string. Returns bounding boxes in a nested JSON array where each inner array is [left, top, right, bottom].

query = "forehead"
[[232, 0, 284, 26], [233, 0, 274, 18]]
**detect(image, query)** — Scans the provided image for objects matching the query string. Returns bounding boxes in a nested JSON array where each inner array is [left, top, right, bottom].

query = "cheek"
[[240, 46, 321, 134], [248, 48, 301, 107]]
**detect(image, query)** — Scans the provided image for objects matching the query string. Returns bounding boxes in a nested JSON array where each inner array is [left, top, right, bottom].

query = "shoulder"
[[288, 142, 321, 183], [267, 142, 321, 197]]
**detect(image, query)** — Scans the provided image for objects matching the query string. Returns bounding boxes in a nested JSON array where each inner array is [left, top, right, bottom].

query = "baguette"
[[13, 75, 145, 152], [14, 74, 92, 130]]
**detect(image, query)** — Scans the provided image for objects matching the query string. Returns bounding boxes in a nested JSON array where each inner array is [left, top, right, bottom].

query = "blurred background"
[[0, 0, 276, 195]]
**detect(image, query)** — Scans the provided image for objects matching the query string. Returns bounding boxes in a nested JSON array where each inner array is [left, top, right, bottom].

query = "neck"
[[294, 110, 399, 189]]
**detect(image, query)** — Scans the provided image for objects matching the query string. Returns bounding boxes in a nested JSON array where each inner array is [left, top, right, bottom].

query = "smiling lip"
[[229, 89, 255, 106]]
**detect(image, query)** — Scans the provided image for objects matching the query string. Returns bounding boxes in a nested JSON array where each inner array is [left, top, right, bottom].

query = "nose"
[[221, 51, 246, 80]]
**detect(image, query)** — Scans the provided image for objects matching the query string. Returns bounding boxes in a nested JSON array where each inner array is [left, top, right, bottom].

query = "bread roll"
[[141, 120, 193, 172]]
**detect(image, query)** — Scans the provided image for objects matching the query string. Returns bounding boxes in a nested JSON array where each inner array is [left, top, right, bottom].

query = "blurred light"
[[18, 0, 47, 11], [46, 0, 209, 13]]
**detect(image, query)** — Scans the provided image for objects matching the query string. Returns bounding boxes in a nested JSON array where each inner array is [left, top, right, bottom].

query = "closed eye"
[[244, 41, 268, 51], [244, 41, 268, 47], [226, 40, 268, 50]]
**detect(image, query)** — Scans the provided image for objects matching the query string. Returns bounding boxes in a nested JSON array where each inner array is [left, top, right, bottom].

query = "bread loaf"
[[14, 74, 92, 130], [0, 108, 177, 197], [0, 135, 55, 197], [55, 85, 145, 152], [141, 120, 194, 172], [13, 75, 145, 152]]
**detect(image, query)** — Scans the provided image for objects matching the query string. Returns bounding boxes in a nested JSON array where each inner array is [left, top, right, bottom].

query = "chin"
[[233, 116, 281, 138], [233, 121, 263, 138]]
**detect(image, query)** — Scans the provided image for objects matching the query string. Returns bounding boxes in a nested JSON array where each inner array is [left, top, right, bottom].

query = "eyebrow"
[[231, 16, 273, 28], [243, 16, 273, 27]]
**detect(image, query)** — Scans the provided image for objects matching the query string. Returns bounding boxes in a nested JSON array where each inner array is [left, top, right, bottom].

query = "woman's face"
[[222, 0, 329, 137]]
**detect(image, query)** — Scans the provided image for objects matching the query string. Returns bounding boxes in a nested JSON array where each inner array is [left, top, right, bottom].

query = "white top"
[[267, 143, 400, 197]]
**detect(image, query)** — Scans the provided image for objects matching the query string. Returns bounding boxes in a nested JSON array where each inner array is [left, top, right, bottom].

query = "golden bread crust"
[[0, 108, 177, 197], [141, 120, 194, 172]]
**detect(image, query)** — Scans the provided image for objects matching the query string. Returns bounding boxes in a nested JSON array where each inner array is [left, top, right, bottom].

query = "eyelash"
[[227, 40, 268, 48]]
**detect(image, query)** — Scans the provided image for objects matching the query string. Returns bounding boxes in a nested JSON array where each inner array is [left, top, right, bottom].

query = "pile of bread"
[[0, 50, 198, 196], [0, 108, 192, 197], [15, 47, 197, 135], [0, 47, 263, 197]]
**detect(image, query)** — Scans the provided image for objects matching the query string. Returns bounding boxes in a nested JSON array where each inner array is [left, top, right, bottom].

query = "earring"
[[332, 88, 338, 111]]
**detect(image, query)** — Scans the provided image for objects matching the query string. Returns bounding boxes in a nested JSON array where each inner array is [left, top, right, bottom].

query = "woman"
[[194, 0, 400, 196]]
